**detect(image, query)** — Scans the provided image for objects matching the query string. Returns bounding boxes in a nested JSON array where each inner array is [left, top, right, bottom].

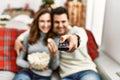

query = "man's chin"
[[57, 32, 66, 36]]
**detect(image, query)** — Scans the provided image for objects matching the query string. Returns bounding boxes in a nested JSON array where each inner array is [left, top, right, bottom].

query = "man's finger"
[[59, 35, 69, 43], [16, 49, 20, 56], [21, 45, 26, 52]]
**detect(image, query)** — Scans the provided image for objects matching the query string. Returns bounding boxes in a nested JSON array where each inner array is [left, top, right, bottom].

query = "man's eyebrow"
[[62, 21, 66, 22]]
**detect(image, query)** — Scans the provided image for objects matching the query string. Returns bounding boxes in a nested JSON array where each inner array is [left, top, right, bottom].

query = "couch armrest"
[[0, 71, 15, 80], [94, 51, 120, 80]]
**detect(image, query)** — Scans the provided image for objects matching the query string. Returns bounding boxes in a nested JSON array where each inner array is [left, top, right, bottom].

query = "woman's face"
[[38, 13, 51, 33]]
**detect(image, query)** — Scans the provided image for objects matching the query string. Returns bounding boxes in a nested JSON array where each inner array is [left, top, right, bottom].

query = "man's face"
[[53, 13, 69, 36]]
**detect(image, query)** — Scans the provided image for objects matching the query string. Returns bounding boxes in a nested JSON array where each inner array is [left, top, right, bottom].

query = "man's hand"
[[47, 38, 58, 57], [14, 39, 26, 56], [59, 34, 78, 52]]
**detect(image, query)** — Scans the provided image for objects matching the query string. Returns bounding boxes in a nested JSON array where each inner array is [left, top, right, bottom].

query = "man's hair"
[[51, 7, 69, 19]]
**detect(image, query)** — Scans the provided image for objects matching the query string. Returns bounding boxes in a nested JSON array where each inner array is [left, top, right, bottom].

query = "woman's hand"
[[29, 65, 48, 71], [47, 38, 58, 57], [39, 65, 48, 71]]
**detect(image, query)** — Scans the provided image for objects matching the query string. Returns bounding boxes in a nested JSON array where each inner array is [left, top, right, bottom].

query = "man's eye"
[[62, 21, 66, 23]]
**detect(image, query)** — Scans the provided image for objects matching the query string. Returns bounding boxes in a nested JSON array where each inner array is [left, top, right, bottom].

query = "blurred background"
[[0, 0, 120, 80], [0, 0, 87, 28]]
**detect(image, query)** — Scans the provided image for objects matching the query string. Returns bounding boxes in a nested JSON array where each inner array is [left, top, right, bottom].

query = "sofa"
[[0, 27, 99, 80]]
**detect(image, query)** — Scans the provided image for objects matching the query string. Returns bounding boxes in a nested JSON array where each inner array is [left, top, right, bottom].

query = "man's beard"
[[53, 28, 69, 36]]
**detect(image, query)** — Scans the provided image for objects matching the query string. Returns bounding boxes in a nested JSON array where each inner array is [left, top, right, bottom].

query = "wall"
[[0, 0, 41, 14], [100, 0, 120, 64], [86, 0, 120, 65], [0, 0, 67, 15], [86, 0, 106, 46]]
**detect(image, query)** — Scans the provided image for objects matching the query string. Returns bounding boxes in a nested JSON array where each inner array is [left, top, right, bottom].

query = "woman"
[[13, 8, 59, 80]]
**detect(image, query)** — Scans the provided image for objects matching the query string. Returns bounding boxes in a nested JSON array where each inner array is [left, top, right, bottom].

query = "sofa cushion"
[[86, 29, 99, 60], [0, 71, 15, 80], [0, 28, 25, 73]]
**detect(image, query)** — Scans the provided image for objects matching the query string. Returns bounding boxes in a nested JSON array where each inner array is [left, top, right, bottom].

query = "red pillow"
[[0, 28, 25, 73], [85, 29, 99, 60]]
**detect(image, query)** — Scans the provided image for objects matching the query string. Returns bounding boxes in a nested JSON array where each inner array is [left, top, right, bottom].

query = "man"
[[48, 7, 100, 80], [15, 7, 101, 80]]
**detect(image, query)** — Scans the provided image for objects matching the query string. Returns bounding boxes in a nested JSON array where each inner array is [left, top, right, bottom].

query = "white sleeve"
[[70, 26, 88, 48], [17, 30, 30, 41]]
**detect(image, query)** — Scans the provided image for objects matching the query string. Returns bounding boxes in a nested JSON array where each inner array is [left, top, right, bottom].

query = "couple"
[[14, 7, 101, 80]]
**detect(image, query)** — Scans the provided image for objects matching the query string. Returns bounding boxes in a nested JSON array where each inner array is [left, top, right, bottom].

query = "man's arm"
[[15, 39, 26, 56], [59, 27, 88, 52], [17, 30, 30, 41], [72, 27, 88, 48], [59, 34, 78, 52], [14, 30, 29, 56]]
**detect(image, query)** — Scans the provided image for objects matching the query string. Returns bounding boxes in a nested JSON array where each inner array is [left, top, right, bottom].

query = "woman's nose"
[[44, 22, 49, 27]]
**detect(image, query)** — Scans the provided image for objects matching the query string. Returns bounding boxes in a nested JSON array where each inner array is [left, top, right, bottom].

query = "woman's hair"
[[28, 8, 51, 44]]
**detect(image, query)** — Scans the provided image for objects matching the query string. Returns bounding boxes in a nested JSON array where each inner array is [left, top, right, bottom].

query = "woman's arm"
[[16, 50, 30, 68], [47, 38, 59, 70]]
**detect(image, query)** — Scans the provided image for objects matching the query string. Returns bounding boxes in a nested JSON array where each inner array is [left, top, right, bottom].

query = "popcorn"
[[27, 52, 50, 70]]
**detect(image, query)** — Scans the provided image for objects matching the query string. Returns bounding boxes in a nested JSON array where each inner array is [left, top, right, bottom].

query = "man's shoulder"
[[70, 26, 85, 33], [73, 26, 84, 29]]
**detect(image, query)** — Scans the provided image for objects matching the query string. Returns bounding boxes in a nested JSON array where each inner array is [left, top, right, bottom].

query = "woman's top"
[[16, 32, 59, 77]]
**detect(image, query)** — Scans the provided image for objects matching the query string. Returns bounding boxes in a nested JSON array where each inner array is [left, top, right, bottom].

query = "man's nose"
[[58, 23, 63, 27]]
